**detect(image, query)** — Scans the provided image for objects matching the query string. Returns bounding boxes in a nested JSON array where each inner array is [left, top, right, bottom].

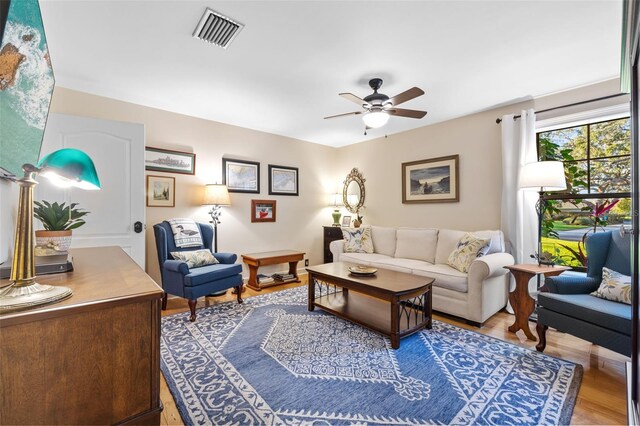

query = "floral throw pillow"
[[447, 233, 491, 273], [171, 249, 219, 269], [591, 267, 631, 305], [342, 226, 374, 254]]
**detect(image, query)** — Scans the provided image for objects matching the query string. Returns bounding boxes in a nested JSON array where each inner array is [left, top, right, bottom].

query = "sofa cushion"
[[435, 229, 504, 264], [341, 252, 392, 266], [371, 258, 433, 274], [412, 264, 469, 293], [473, 230, 505, 254], [371, 226, 397, 257], [342, 226, 374, 253], [394, 228, 438, 263], [538, 292, 631, 335], [447, 233, 491, 273], [184, 263, 242, 287], [591, 267, 631, 305], [171, 249, 219, 268]]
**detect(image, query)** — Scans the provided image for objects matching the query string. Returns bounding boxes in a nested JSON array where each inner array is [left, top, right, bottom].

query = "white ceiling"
[[39, 0, 622, 147]]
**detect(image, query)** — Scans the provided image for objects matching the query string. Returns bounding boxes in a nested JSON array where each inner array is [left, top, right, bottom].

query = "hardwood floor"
[[159, 278, 628, 425]]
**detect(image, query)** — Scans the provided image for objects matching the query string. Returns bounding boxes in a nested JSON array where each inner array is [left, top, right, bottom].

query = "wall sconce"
[[0, 148, 100, 312]]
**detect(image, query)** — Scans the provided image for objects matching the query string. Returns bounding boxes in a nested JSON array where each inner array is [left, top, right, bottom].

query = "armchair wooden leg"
[[235, 286, 244, 304], [536, 323, 548, 352], [161, 292, 168, 310], [187, 299, 197, 322]]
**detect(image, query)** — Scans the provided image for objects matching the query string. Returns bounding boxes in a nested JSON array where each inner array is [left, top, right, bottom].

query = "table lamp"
[[519, 161, 567, 265], [202, 183, 231, 252], [0, 148, 101, 312], [329, 193, 343, 226]]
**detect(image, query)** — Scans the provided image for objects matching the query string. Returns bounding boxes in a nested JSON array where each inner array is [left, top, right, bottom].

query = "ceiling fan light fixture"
[[362, 111, 389, 128]]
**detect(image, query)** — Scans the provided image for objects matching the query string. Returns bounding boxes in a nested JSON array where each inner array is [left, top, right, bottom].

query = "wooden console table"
[[242, 250, 305, 291], [0, 246, 163, 425], [504, 263, 570, 341]]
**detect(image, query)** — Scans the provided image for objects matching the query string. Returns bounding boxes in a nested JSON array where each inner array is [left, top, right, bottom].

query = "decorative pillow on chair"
[[447, 233, 491, 273], [171, 249, 219, 268], [342, 226, 374, 254], [590, 267, 631, 304]]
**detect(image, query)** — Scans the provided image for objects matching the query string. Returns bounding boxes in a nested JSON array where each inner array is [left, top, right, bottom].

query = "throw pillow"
[[590, 267, 631, 305], [342, 226, 374, 254], [171, 249, 219, 268], [447, 233, 491, 273]]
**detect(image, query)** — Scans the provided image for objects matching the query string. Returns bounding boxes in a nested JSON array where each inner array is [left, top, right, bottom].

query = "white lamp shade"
[[519, 161, 567, 191], [362, 111, 390, 128], [329, 193, 343, 207], [203, 184, 231, 205]]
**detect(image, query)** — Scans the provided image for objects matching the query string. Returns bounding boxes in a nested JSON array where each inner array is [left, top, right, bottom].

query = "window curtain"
[[500, 109, 539, 265]]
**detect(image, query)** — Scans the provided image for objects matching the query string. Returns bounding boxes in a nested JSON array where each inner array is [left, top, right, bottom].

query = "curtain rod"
[[495, 93, 628, 124]]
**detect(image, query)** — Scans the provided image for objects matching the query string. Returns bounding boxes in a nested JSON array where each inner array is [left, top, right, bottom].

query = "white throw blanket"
[[168, 218, 203, 248]]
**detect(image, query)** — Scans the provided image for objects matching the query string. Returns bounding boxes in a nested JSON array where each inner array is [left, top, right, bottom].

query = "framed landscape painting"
[[223, 158, 260, 193], [251, 199, 276, 223], [402, 155, 459, 203], [268, 164, 298, 196], [145, 147, 196, 175], [146, 175, 175, 207]]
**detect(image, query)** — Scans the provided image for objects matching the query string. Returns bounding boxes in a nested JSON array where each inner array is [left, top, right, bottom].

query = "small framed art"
[[145, 147, 196, 175], [341, 216, 351, 227], [223, 158, 260, 193], [402, 154, 459, 203], [268, 164, 299, 196], [251, 199, 276, 223], [146, 175, 175, 207]]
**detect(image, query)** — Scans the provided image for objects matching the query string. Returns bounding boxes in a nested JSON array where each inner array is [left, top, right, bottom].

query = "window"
[[537, 117, 632, 269]]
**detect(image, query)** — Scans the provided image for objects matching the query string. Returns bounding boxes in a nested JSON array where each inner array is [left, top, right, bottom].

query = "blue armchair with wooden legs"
[[536, 230, 631, 356], [153, 221, 243, 322]]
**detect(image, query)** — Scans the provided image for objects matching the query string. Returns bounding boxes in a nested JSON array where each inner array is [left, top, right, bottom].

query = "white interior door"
[[37, 113, 146, 268]]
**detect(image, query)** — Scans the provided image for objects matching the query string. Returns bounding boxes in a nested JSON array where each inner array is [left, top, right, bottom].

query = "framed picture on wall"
[[268, 164, 298, 196], [145, 147, 196, 175], [401, 154, 459, 203], [251, 199, 276, 223], [146, 175, 175, 207], [223, 158, 260, 193]]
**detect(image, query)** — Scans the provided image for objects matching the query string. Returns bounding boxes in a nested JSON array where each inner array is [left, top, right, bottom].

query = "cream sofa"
[[330, 226, 515, 325]]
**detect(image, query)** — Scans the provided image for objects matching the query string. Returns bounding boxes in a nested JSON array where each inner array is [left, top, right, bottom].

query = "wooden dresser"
[[0, 246, 163, 425], [323, 226, 344, 263]]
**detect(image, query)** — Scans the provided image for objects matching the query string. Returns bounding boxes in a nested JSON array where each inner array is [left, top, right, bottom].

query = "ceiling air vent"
[[193, 8, 244, 49]]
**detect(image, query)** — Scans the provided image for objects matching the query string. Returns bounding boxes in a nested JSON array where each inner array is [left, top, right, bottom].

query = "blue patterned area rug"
[[161, 287, 582, 425]]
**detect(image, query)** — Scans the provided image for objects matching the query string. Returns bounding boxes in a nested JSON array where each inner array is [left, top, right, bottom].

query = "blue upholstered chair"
[[154, 221, 243, 322], [536, 230, 631, 356]]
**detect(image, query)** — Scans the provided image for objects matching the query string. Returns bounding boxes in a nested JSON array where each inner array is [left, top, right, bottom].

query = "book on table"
[[257, 274, 275, 284]]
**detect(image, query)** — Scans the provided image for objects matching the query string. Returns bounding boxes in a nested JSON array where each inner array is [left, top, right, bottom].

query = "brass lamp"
[[0, 148, 101, 312], [202, 183, 231, 253]]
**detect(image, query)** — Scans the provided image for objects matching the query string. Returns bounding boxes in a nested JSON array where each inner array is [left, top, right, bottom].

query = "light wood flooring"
[[160, 278, 628, 425]]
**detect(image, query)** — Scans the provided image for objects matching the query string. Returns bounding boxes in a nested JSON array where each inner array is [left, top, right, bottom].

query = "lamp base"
[[0, 282, 72, 312], [331, 209, 341, 227]]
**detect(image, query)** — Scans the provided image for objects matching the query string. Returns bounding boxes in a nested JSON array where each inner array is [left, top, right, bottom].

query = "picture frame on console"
[[223, 158, 260, 193], [251, 200, 276, 223], [342, 216, 351, 226], [268, 164, 299, 196], [145, 146, 196, 175], [402, 154, 459, 203], [146, 175, 175, 207]]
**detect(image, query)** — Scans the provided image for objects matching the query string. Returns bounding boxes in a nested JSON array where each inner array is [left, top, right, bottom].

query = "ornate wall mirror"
[[343, 168, 365, 214]]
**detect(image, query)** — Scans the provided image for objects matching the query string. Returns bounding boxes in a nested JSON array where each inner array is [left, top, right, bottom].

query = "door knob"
[[134, 221, 144, 233]]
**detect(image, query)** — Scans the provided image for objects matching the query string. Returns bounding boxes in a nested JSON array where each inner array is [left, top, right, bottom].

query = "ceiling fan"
[[324, 78, 427, 129]]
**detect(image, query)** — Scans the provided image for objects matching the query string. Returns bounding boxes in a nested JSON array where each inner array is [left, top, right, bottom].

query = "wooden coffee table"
[[306, 262, 434, 349], [242, 250, 305, 291]]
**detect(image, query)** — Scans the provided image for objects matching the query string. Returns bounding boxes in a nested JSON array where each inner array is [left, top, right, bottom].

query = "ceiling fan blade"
[[339, 92, 371, 107], [387, 108, 427, 119], [324, 111, 363, 120], [388, 87, 425, 106]]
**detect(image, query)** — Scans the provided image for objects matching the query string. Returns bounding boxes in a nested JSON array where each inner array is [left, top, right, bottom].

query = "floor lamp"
[[0, 148, 101, 312], [519, 161, 567, 265], [202, 184, 232, 296]]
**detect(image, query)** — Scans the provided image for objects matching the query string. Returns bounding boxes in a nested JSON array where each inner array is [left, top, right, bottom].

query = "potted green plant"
[[33, 201, 90, 253]]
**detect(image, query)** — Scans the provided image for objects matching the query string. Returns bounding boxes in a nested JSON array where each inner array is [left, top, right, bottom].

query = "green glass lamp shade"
[[37, 148, 101, 190]]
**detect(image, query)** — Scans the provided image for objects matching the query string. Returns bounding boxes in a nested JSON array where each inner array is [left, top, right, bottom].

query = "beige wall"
[[334, 79, 627, 232], [47, 88, 339, 284]]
